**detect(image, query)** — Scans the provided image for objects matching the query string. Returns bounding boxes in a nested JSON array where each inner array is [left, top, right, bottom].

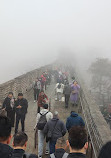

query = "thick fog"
[[0, 0, 111, 83]]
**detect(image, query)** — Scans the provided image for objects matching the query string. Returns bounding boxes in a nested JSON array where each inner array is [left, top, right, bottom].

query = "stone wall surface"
[[0, 64, 52, 102], [71, 65, 111, 158], [1, 61, 111, 158]]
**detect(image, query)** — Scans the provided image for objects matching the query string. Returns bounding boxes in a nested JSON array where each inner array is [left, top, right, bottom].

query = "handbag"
[[46, 120, 58, 142], [61, 96, 65, 102], [72, 90, 77, 94]]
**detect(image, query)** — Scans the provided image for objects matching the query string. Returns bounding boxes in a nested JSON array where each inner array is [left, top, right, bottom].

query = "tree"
[[89, 58, 111, 104]]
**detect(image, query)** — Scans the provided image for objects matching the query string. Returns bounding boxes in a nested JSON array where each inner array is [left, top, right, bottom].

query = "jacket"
[[44, 118, 67, 141], [33, 81, 41, 90], [50, 149, 68, 158], [12, 149, 38, 158], [55, 83, 64, 93], [67, 153, 86, 158], [38, 93, 48, 107], [64, 85, 71, 95], [0, 143, 13, 158], [14, 98, 28, 115], [66, 112, 85, 131], [35, 109, 53, 128], [2, 97, 15, 112]]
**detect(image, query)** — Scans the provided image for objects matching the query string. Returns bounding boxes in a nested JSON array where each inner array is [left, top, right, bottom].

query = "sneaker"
[[34, 100, 36, 103], [38, 156, 42, 158], [45, 150, 49, 155]]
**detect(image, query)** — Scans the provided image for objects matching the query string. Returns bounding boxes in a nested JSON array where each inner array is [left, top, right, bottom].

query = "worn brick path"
[[11, 80, 82, 156]]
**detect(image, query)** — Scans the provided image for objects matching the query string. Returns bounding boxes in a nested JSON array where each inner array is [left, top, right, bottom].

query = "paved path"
[[13, 80, 82, 155]]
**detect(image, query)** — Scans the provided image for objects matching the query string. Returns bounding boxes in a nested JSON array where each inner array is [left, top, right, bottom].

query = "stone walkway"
[[13, 80, 82, 156]]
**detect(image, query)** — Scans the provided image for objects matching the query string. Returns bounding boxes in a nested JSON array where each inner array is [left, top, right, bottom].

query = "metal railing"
[[79, 89, 103, 158]]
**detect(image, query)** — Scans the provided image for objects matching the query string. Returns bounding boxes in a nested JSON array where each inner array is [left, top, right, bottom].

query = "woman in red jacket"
[[37, 90, 48, 113]]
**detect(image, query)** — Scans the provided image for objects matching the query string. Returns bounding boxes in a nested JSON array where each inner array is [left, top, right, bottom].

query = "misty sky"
[[0, 0, 111, 83]]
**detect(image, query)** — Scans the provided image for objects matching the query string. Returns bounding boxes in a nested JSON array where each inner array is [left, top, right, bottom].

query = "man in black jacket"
[[12, 132, 38, 158], [44, 111, 67, 154], [15, 93, 28, 134], [0, 115, 13, 158], [2, 92, 15, 127], [67, 126, 88, 158]]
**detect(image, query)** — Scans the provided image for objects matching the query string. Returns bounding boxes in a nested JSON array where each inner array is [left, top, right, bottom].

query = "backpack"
[[37, 112, 49, 130], [57, 83, 61, 89], [50, 152, 68, 158]]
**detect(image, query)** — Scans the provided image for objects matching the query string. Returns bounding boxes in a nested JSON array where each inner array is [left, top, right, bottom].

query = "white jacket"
[[55, 83, 64, 93], [35, 109, 53, 128]]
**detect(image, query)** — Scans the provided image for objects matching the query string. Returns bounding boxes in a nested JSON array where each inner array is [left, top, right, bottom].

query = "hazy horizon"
[[0, 0, 111, 83]]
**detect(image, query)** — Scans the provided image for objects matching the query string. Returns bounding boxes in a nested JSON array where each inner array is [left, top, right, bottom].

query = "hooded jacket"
[[0, 143, 13, 158], [66, 112, 85, 131]]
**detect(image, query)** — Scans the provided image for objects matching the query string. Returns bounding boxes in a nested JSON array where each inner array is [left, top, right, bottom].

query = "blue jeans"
[[49, 140, 57, 154], [38, 130, 49, 156]]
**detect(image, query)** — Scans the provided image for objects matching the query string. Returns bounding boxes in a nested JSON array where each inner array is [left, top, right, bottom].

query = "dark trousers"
[[15, 114, 26, 133], [65, 94, 70, 108], [7, 110, 15, 127], [34, 89, 40, 101], [49, 140, 57, 154]]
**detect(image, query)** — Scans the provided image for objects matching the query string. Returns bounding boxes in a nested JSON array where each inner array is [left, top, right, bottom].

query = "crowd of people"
[[0, 114, 110, 158], [2, 92, 28, 134], [0, 69, 111, 158], [32, 71, 51, 113], [54, 70, 81, 108]]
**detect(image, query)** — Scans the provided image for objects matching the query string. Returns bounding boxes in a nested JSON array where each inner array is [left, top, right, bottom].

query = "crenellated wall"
[[1, 60, 110, 158], [0, 64, 53, 103]]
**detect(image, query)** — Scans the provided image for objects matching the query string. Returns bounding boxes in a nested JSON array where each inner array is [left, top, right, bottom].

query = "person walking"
[[2, 92, 15, 127], [70, 81, 80, 106], [44, 111, 67, 154], [41, 75, 46, 91], [64, 81, 71, 108], [66, 111, 85, 132], [35, 104, 53, 158], [14, 93, 28, 134], [55, 82, 64, 101], [33, 78, 41, 103], [37, 90, 48, 113]]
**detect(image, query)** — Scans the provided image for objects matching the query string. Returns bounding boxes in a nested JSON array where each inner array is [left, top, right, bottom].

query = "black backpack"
[[37, 112, 48, 130], [57, 83, 61, 89]]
